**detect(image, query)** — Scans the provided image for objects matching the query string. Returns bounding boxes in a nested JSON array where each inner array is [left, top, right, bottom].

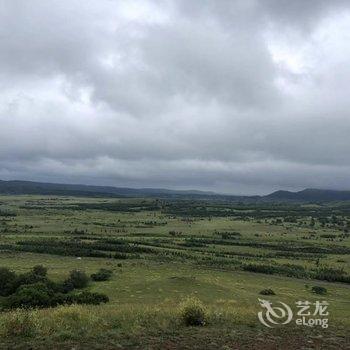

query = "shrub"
[[49, 292, 73, 306], [32, 265, 47, 277], [59, 279, 75, 293], [311, 286, 327, 295], [217, 231, 241, 239], [90, 268, 113, 282], [1, 309, 39, 337], [1, 266, 110, 310], [6, 282, 53, 309], [0, 267, 16, 296], [179, 297, 207, 326], [259, 289, 275, 295], [11, 272, 48, 294], [114, 253, 129, 259], [313, 267, 350, 283], [243, 264, 275, 275], [72, 291, 109, 305], [66, 270, 89, 289], [243, 263, 308, 279]]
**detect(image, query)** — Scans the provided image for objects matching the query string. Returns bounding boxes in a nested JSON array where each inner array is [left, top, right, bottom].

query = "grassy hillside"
[[0, 195, 349, 349]]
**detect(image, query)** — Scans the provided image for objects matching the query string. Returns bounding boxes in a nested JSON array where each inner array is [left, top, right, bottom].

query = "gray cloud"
[[0, 0, 350, 194]]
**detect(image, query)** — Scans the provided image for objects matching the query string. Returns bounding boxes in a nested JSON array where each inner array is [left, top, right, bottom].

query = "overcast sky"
[[0, 0, 350, 195]]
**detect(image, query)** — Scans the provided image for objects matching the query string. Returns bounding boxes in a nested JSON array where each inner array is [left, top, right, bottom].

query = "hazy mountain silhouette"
[[0, 180, 349, 202]]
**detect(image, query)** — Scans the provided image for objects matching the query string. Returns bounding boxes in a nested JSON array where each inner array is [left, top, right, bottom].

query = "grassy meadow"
[[0, 195, 349, 349]]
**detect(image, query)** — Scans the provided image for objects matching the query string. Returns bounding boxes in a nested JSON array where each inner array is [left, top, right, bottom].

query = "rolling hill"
[[0, 180, 215, 198], [265, 188, 350, 202], [0, 180, 349, 202]]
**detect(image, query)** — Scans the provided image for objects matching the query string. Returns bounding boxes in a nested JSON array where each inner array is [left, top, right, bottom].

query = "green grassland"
[[0, 195, 349, 349]]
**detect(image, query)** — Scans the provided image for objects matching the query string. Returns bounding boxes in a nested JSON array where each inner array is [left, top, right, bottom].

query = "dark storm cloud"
[[0, 0, 350, 194]]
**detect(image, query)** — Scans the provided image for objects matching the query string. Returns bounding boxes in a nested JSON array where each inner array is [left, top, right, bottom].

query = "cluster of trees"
[[0, 210, 16, 217], [0, 266, 111, 309], [242, 263, 350, 283], [214, 231, 241, 239], [1, 238, 156, 260], [313, 266, 350, 283], [91, 268, 113, 281], [179, 238, 207, 248], [160, 201, 350, 236], [76, 201, 160, 212], [243, 263, 308, 279], [169, 230, 183, 237], [141, 221, 167, 226]]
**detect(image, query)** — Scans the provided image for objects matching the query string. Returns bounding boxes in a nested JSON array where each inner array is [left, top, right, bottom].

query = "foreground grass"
[[0, 255, 349, 349], [0, 304, 348, 350], [0, 253, 349, 324]]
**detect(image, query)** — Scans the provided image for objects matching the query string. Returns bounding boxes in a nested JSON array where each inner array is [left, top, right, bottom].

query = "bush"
[[6, 282, 53, 309], [179, 297, 207, 326], [0, 267, 16, 296], [1, 266, 110, 310], [311, 286, 327, 295], [59, 279, 75, 293], [49, 292, 73, 306], [243, 264, 275, 275], [72, 291, 109, 305], [66, 270, 89, 289], [313, 267, 350, 283], [90, 268, 113, 282], [114, 253, 129, 259], [259, 289, 275, 295], [10, 272, 48, 294], [2, 309, 39, 337], [32, 265, 47, 277], [243, 263, 308, 279]]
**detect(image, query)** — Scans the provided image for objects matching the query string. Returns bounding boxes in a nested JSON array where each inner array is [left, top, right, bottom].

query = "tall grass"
[[0, 302, 255, 341]]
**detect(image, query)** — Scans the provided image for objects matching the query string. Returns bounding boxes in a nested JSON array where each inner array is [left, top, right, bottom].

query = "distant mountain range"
[[265, 188, 350, 202], [0, 180, 215, 198], [0, 179, 350, 202]]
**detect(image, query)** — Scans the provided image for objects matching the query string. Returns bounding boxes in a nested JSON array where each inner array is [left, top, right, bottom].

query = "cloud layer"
[[1, 0, 350, 194]]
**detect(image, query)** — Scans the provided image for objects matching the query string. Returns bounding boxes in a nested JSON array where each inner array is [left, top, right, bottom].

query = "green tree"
[[0, 267, 16, 296], [66, 270, 89, 289]]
